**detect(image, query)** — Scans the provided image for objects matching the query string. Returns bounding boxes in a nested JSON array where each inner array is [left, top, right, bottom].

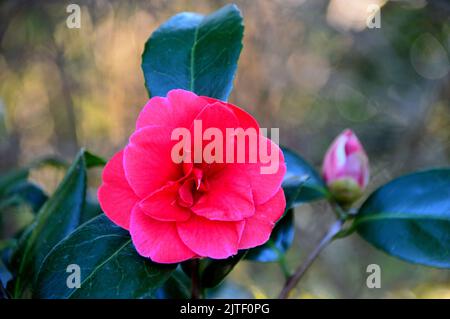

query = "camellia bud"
[[322, 129, 370, 206]]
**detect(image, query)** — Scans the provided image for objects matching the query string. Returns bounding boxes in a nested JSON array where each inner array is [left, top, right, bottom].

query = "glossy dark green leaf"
[[13, 150, 87, 297], [35, 215, 176, 298], [282, 147, 328, 207], [355, 169, 450, 268], [0, 239, 16, 278], [142, 4, 243, 100], [4, 181, 48, 212], [0, 239, 17, 255], [0, 156, 67, 197], [6, 223, 34, 293], [29, 156, 68, 170], [0, 169, 28, 196], [155, 267, 190, 299], [0, 282, 9, 299], [245, 209, 295, 262], [0, 156, 67, 211], [84, 151, 107, 168], [80, 194, 102, 224], [200, 251, 247, 288], [0, 259, 12, 288]]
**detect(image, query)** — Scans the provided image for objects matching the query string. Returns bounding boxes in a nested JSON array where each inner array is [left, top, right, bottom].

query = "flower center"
[[176, 167, 208, 208]]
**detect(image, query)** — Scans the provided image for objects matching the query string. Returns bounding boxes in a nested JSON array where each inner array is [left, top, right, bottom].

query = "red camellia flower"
[[98, 89, 286, 263]]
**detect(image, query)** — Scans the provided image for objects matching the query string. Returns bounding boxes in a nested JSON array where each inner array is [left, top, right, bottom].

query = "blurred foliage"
[[0, 0, 449, 298]]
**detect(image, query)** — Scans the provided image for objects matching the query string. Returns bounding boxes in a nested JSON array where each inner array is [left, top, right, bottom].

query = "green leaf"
[[200, 251, 247, 288], [0, 282, 9, 299], [0, 238, 17, 253], [3, 181, 48, 212], [84, 151, 107, 168], [155, 267, 190, 299], [245, 209, 295, 262], [355, 169, 450, 268], [142, 4, 243, 100], [0, 169, 28, 196], [35, 215, 176, 298], [0, 259, 12, 288], [13, 150, 87, 297], [282, 147, 328, 207], [0, 155, 67, 193], [0, 155, 67, 200], [29, 156, 68, 170], [0, 239, 17, 273], [80, 194, 102, 224]]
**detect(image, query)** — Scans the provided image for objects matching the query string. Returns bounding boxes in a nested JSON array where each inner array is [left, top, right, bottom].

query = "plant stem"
[[278, 219, 344, 299], [267, 239, 292, 279], [278, 254, 292, 279], [191, 259, 203, 299]]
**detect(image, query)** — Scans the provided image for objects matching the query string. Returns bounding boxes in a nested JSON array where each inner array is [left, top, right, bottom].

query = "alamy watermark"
[[366, 4, 381, 29], [66, 264, 81, 289], [170, 122, 280, 174], [66, 4, 81, 29], [366, 264, 381, 288]]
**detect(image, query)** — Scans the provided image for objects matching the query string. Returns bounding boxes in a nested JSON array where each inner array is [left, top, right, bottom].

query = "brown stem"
[[278, 219, 344, 299]]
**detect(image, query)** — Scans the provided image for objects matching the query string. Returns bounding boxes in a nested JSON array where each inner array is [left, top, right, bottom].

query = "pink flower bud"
[[322, 129, 369, 205]]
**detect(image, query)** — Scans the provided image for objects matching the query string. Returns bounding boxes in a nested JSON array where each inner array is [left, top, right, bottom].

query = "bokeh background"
[[1, 0, 449, 298]]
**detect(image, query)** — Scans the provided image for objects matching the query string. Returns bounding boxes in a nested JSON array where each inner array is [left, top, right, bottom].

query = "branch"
[[278, 219, 344, 299]]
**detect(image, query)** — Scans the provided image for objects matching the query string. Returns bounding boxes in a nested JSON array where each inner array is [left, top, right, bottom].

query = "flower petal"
[[192, 165, 254, 221], [124, 125, 182, 198], [201, 96, 260, 131], [98, 150, 138, 229], [136, 89, 208, 130], [188, 101, 239, 167], [130, 205, 196, 263], [177, 215, 242, 259], [338, 152, 370, 188], [322, 132, 348, 183], [238, 188, 286, 250], [243, 136, 286, 205], [139, 182, 191, 222]]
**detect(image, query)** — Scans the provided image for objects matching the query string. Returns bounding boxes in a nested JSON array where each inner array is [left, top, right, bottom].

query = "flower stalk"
[[278, 218, 344, 299]]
